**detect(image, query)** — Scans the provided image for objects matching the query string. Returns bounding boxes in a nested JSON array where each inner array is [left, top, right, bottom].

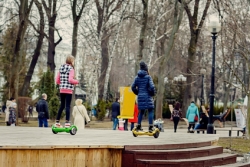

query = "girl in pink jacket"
[[55, 55, 79, 127]]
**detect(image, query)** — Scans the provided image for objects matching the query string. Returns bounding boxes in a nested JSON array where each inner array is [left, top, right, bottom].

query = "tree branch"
[[54, 29, 62, 46]]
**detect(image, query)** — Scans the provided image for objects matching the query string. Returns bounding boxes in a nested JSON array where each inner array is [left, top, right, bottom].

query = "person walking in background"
[[55, 55, 79, 127], [131, 61, 156, 132], [2, 103, 6, 113], [28, 105, 33, 117], [5, 98, 16, 126], [128, 102, 138, 131], [72, 99, 90, 129], [111, 97, 120, 130], [36, 93, 49, 127], [186, 101, 200, 133], [172, 102, 182, 133], [8, 98, 17, 126]]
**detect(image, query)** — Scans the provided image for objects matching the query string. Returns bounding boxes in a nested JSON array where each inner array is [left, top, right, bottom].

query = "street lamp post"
[[200, 69, 206, 114], [207, 18, 221, 134]]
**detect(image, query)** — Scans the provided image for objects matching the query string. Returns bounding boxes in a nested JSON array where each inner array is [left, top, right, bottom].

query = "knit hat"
[[140, 61, 148, 71]]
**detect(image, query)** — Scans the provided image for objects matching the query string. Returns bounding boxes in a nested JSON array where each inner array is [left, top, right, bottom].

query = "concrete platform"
[[0, 126, 245, 167], [0, 126, 220, 149]]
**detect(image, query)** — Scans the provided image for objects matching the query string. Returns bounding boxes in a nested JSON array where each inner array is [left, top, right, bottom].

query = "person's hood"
[[190, 103, 196, 107], [137, 70, 148, 78], [59, 64, 72, 74], [6, 100, 12, 107]]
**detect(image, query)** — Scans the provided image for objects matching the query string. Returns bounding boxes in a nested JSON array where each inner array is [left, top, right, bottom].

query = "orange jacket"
[[128, 104, 138, 123]]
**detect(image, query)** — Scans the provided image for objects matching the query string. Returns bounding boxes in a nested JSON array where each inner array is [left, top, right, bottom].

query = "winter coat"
[[186, 103, 200, 123], [5, 100, 12, 122], [128, 104, 139, 123], [72, 105, 90, 129], [111, 102, 120, 118], [36, 99, 49, 119], [131, 70, 155, 110], [56, 64, 79, 94]]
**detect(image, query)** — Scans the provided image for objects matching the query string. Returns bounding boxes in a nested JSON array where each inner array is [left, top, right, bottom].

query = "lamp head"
[[208, 19, 221, 34]]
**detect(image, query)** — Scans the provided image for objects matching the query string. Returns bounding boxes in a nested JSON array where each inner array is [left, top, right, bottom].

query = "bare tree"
[[70, 0, 89, 57], [20, 0, 45, 96], [95, 0, 124, 99], [42, 0, 62, 72], [179, 0, 212, 114], [155, 0, 184, 119], [13, 0, 34, 124], [136, 0, 148, 73]]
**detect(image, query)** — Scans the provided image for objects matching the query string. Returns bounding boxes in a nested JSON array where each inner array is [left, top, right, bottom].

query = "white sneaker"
[[55, 122, 61, 127], [64, 122, 71, 128]]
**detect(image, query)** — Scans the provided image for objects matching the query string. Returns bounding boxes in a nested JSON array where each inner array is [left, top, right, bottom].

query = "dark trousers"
[[56, 93, 72, 121], [173, 117, 180, 132], [188, 123, 195, 131]]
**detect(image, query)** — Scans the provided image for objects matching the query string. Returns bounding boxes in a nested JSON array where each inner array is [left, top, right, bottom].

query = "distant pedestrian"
[[111, 98, 120, 130], [2, 104, 6, 113], [72, 99, 90, 129], [28, 105, 33, 117], [5, 98, 16, 126], [8, 98, 17, 126], [186, 101, 199, 133], [36, 93, 49, 127], [128, 102, 138, 131], [171, 102, 182, 133]]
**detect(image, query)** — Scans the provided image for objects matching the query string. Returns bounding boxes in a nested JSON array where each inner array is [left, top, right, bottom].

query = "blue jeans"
[[56, 93, 72, 121], [38, 117, 48, 127], [112, 117, 118, 130], [138, 109, 154, 125], [194, 123, 207, 130]]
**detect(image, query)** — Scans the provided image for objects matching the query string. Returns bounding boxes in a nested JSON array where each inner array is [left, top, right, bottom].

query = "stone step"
[[213, 162, 250, 167], [124, 141, 212, 151], [125, 146, 222, 160], [135, 153, 237, 167]]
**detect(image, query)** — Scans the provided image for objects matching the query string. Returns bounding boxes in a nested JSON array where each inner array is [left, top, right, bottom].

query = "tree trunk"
[[98, 29, 109, 99], [42, 0, 61, 72], [20, 0, 45, 96], [183, 35, 197, 115], [155, 0, 183, 119], [103, 1, 129, 100], [136, 0, 148, 73], [47, 20, 56, 72], [72, 19, 79, 57], [181, 0, 212, 115], [13, 0, 34, 124]]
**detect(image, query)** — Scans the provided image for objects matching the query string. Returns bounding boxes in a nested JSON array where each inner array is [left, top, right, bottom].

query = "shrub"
[[48, 96, 65, 120], [96, 99, 108, 121], [18, 97, 32, 123]]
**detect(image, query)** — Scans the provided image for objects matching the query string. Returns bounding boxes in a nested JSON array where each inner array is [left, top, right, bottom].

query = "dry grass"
[[218, 137, 250, 155]]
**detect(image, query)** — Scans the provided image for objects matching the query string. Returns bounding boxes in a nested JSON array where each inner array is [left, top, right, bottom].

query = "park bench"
[[193, 127, 243, 136]]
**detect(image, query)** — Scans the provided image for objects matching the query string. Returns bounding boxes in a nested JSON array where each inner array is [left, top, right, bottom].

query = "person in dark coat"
[[36, 93, 49, 127], [194, 112, 208, 133], [111, 97, 120, 130], [28, 105, 33, 117], [131, 61, 156, 132]]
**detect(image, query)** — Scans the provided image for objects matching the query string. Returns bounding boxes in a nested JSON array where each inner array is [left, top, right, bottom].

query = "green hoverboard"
[[132, 127, 160, 138], [52, 124, 77, 135]]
